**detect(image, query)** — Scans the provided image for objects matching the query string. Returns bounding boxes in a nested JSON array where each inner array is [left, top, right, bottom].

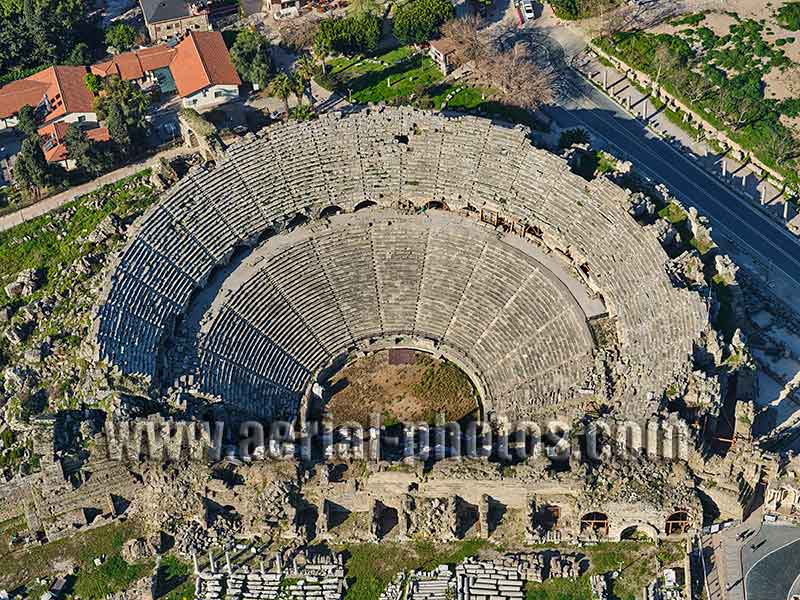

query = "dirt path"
[[0, 146, 186, 233]]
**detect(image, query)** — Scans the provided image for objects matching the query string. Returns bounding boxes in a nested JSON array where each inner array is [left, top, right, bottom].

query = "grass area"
[[412, 355, 480, 423], [658, 202, 688, 224], [0, 519, 145, 591], [0, 172, 156, 306], [341, 540, 487, 600], [160, 555, 194, 600], [320, 46, 540, 128], [524, 540, 685, 600], [73, 555, 153, 600]]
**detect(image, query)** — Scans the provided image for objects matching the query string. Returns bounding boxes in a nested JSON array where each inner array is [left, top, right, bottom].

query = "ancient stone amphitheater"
[[93, 107, 708, 421]]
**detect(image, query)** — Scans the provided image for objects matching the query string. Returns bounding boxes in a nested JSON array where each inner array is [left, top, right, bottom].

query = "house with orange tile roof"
[[170, 31, 241, 109], [38, 121, 111, 169], [90, 31, 241, 111], [0, 66, 97, 132]]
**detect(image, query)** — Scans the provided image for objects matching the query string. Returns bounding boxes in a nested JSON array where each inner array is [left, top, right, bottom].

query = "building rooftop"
[[0, 66, 94, 121], [91, 46, 176, 81], [139, 0, 195, 24], [38, 121, 111, 163], [169, 31, 241, 97]]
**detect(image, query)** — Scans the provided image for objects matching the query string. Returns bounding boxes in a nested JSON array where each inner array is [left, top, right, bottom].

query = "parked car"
[[522, 0, 535, 20]]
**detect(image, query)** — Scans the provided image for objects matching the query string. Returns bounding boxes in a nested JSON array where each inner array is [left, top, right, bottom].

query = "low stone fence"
[[588, 41, 791, 193]]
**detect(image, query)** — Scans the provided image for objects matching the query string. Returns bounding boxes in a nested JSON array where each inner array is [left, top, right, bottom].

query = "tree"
[[105, 22, 137, 52], [393, 0, 454, 45], [268, 73, 294, 117], [289, 104, 317, 121], [64, 124, 113, 175], [315, 12, 381, 55], [294, 54, 318, 104], [106, 102, 131, 149], [16, 104, 38, 138], [230, 29, 273, 88], [313, 35, 331, 75], [66, 41, 89, 65], [441, 16, 485, 64], [13, 136, 52, 199], [85, 72, 103, 94], [348, 0, 380, 16], [94, 75, 149, 149]]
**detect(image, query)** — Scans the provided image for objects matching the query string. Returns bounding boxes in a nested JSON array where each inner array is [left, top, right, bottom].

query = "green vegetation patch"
[[321, 46, 539, 128], [594, 24, 800, 188], [342, 540, 486, 600], [658, 202, 688, 224], [160, 555, 194, 600], [0, 520, 144, 590], [0, 172, 156, 305], [777, 2, 800, 30], [73, 555, 153, 600]]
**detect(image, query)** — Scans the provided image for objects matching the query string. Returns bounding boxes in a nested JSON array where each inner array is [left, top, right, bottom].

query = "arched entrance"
[[319, 205, 343, 219], [423, 200, 448, 211], [534, 505, 560, 532], [665, 511, 691, 536], [620, 524, 657, 541], [580, 512, 609, 537], [354, 200, 377, 211]]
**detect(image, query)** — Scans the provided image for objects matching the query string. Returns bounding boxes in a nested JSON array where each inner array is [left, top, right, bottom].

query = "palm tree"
[[268, 73, 293, 118], [294, 55, 317, 105], [290, 72, 305, 107], [313, 37, 331, 76]]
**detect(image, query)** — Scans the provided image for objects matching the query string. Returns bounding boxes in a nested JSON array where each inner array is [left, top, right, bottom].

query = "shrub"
[[316, 12, 381, 54], [777, 2, 800, 30], [392, 0, 454, 44], [558, 127, 590, 148]]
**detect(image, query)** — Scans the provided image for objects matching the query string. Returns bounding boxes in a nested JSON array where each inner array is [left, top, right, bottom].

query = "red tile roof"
[[170, 31, 241, 98], [91, 45, 176, 81], [38, 122, 111, 163], [0, 66, 94, 121]]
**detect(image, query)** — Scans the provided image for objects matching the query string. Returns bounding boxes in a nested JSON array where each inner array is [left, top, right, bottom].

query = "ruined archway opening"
[[320, 205, 343, 219], [423, 200, 448, 211], [354, 200, 377, 211], [580, 512, 609, 538], [665, 511, 691, 536], [534, 505, 560, 532], [620, 525, 655, 541]]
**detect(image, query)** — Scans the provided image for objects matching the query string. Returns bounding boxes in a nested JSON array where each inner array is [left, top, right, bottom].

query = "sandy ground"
[[326, 350, 479, 426], [641, 1, 800, 100]]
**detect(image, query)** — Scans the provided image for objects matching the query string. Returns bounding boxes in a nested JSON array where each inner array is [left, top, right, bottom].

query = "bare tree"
[[441, 15, 486, 64], [280, 17, 321, 52]]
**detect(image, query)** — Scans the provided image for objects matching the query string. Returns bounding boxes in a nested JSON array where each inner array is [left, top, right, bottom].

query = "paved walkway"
[[0, 146, 186, 233]]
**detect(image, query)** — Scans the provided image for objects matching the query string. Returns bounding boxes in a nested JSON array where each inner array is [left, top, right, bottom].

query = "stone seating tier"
[[93, 107, 708, 419]]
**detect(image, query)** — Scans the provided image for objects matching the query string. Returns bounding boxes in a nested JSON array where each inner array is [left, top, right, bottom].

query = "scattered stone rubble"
[[195, 549, 346, 600], [379, 552, 586, 600]]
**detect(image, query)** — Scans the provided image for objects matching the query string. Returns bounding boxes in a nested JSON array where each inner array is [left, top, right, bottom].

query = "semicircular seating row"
[[93, 107, 708, 417], [192, 212, 596, 420]]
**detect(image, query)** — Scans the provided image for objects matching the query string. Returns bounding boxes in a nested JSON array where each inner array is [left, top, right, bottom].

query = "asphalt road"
[[520, 18, 800, 291], [742, 525, 800, 600], [542, 70, 800, 289]]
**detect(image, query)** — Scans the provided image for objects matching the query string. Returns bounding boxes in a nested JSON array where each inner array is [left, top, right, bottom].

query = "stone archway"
[[580, 512, 609, 537], [354, 200, 377, 211], [423, 200, 448, 211], [619, 523, 659, 541], [319, 205, 343, 219], [665, 510, 691, 536]]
